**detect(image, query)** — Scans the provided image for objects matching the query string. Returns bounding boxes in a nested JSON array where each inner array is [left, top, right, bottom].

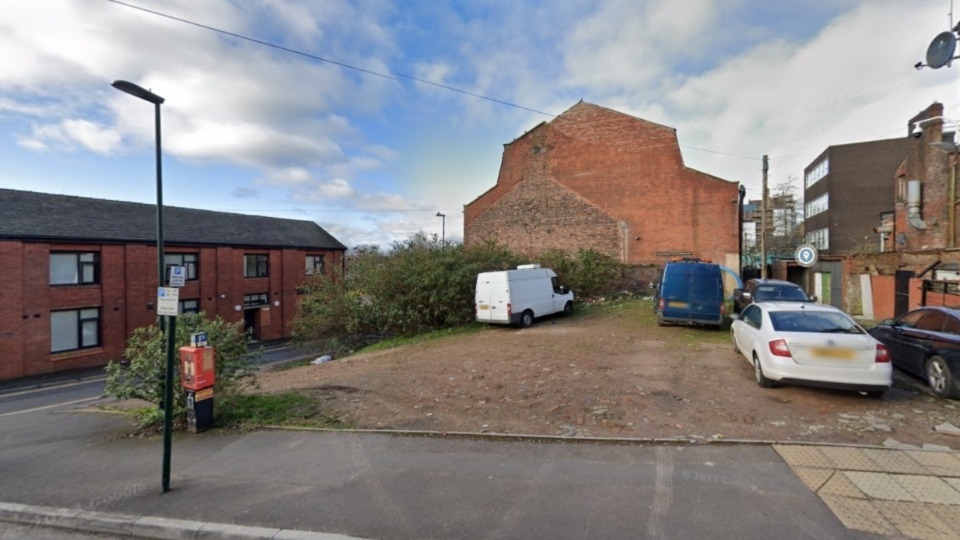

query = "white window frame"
[[804, 158, 829, 189], [805, 192, 829, 218], [806, 227, 830, 250]]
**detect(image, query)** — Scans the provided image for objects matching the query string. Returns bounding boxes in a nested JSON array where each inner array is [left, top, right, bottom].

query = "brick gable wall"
[[464, 102, 739, 265]]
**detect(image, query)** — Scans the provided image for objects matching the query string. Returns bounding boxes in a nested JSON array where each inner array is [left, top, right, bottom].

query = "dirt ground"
[[256, 301, 960, 447]]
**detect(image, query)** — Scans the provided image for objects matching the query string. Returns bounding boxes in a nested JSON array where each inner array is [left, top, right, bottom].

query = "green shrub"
[[104, 312, 259, 422], [292, 236, 625, 348]]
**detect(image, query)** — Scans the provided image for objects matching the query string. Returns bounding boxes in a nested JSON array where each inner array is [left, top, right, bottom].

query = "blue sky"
[[2, 0, 958, 247]]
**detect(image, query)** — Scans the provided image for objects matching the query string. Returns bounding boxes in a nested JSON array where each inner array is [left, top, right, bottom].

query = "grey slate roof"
[[0, 189, 346, 250]]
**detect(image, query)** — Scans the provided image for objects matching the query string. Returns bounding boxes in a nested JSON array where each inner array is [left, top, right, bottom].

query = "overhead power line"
[[107, 0, 774, 164], [106, 0, 557, 117]]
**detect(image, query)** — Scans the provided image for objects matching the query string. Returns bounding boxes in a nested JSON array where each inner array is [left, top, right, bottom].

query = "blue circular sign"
[[795, 244, 818, 268]]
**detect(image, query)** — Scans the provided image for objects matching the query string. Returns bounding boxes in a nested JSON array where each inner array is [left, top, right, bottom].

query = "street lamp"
[[111, 80, 175, 493], [436, 211, 446, 245]]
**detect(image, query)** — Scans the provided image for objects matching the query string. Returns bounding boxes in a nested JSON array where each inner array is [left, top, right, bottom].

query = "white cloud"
[[24, 118, 121, 155]]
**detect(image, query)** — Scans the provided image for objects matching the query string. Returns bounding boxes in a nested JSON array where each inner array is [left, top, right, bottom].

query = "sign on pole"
[[168, 266, 186, 287], [157, 287, 180, 316], [795, 244, 818, 268]]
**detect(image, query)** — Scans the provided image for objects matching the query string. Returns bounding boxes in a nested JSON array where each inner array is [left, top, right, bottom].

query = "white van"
[[475, 264, 574, 327]]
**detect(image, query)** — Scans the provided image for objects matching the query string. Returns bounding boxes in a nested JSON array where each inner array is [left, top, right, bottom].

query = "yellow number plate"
[[478, 305, 489, 310], [811, 348, 854, 359], [667, 301, 688, 308]]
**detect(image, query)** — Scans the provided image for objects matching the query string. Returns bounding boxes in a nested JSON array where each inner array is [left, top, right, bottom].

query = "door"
[[815, 272, 832, 306], [894, 270, 914, 318], [244, 308, 259, 341]]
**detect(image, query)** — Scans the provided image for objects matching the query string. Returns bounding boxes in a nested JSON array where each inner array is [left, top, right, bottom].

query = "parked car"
[[733, 278, 815, 314], [867, 307, 960, 399], [731, 302, 891, 395], [475, 264, 574, 328], [654, 260, 724, 328]]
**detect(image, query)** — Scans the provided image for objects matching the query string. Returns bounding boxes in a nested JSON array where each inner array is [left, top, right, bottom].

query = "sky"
[[2, 0, 959, 248]]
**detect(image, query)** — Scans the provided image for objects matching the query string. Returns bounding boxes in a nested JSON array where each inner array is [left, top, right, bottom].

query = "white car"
[[731, 302, 892, 396]]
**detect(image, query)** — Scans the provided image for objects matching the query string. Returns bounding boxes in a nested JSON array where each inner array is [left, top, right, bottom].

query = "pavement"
[[1, 351, 959, 539], [2, 404, 957, 540]]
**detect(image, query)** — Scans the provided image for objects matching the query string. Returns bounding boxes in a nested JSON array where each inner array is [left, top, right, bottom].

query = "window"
[[50, 252, 99, 285], [51, 308, 100, 352], [806, 227, 829, 250], [916, 310, 949, 332], [244, 254, 269, 278], [164, 253, 198, 282], [897, 309, 928, 328], [742, 305, 762, 329], [804, 157, 829, 189], [179, 299, 200, 314], [244, 293, 268, 307], [804, 193, 829, 219], [305, 255, 325, 275]]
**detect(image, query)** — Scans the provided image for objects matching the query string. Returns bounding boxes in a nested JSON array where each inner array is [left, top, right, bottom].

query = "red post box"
[[179, 346, 215, 390]]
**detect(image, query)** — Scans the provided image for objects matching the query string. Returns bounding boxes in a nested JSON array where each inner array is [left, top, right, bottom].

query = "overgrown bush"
[[536, 248, 622, 299], [292, 236, 625, 348], [104, 312, 259, 426]]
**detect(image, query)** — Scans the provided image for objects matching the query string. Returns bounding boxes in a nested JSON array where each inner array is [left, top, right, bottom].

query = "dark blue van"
[[654, 260, 725, 327]]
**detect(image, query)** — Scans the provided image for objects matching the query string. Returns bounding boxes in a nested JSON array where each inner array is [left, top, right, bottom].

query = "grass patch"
[[216, 392, 349, 429], [357, 323, 487, 353]]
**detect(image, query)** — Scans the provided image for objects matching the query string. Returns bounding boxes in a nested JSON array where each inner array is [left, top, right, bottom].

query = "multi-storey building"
[[802, 137, 909, 254], [0, 189, 346, 381]]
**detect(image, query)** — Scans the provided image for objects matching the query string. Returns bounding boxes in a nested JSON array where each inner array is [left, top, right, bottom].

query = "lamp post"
[[111, 80, 175, 493], [738, 185, 746, 279], [436, 211, 446, 245]]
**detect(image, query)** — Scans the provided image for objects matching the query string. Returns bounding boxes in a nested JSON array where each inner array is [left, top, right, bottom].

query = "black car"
[[868, 307, 960, 399], [733, 278, 815, 314]]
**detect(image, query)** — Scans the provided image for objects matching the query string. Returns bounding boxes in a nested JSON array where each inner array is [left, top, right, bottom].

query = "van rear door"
[[689, 270, 723, 323]]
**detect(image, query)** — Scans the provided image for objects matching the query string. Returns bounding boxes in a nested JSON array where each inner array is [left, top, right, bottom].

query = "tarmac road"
[[0, 401, 878, 540]]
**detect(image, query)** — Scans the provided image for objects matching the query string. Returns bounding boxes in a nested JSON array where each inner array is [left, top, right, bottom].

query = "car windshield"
[[753, 285, 809, 302], [769, 311, 863, 334]]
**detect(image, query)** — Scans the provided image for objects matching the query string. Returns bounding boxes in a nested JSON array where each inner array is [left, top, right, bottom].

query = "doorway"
[[243, 308, 259, 341]]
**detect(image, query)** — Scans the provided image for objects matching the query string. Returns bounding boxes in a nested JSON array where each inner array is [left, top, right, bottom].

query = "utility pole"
[[760, 155, 768, 279]]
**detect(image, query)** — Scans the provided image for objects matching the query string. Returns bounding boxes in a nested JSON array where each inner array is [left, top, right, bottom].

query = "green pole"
[[162, 315, 175, 492]]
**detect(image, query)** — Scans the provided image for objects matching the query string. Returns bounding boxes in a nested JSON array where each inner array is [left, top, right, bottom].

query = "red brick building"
[[464, 101, 740, 267], [0, 189, 346, 381]]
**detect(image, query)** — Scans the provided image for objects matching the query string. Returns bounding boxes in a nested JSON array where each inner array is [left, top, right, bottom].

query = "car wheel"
[[519, 310, 534, 328], [926, 356, 958, 398], [753, 353, 775, 388], [732, 330, 740, 353], [563, 302, 573, 317], [862, 390, 886, 399]]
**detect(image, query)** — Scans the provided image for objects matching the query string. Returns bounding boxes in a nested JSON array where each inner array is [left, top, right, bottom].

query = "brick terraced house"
[[464, 101, 740, 267], [0, 189, 346, 381]]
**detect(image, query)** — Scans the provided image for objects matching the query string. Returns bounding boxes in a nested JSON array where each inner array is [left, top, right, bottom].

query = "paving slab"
[[892, 474, 960, 505], [860, 448, 930, 475], [904, 451, 960, 476], [817, 447, 883, 472], [818, 494, 897, 537], [773, 445, 832, 469], [790, 467, 833, 492], [818, 472, 865, 499], [874, 500, 958, 540], [844, 472, 916, 502]]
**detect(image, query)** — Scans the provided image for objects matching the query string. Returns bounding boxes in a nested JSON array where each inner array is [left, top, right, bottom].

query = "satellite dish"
[[926, 31, 957, 69]]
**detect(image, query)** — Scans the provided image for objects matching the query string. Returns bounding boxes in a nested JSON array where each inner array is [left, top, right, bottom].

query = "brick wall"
[[464, 102, 739, 265], [0, 241, 341, 380]]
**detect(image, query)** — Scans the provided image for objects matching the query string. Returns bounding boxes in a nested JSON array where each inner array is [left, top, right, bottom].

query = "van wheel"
[[656, 313, 665, 327], [519, 310, 534, 328], [563, 302, 573, 316]]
